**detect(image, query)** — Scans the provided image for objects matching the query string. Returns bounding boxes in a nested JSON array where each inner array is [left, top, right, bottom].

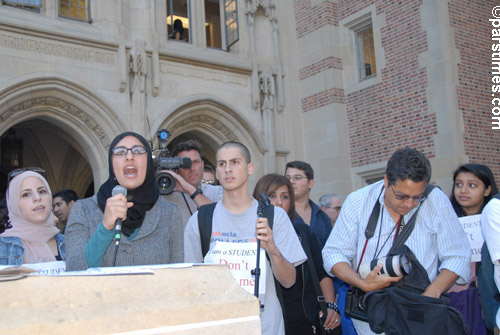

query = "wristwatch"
[[190, 187, 203, 200], [327, 301, 340, 314]]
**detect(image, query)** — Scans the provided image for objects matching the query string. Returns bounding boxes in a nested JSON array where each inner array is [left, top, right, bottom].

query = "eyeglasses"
[[8, 167, 47, 183], [202, 179, 216, 185], [111, 146, 147, 156], [286, 174, 308, 182], [325, 206, 342, 211], [390, 185, 426, 202]]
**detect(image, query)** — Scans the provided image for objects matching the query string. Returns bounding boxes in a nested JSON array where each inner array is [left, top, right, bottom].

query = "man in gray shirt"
[[184, 141, 306, 335], [162, 140, 223, 226]]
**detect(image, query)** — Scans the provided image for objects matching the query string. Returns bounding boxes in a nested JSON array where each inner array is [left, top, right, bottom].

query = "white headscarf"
[[2, 171, 59, 264]]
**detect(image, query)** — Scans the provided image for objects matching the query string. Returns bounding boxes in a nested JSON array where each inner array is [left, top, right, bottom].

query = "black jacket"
[[282, 216, 331, 326]]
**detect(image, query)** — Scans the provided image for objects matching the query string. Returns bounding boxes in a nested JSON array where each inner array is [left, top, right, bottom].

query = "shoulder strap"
[[390, 184, 436, 252], [365, 186, 385, 239], [198, 202, 217, 258], [357, 187, 384, 270], [198, 202, 274, 258], [300, 228, 329, 320]]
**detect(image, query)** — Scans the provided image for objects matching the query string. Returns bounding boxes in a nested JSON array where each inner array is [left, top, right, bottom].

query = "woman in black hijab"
[[65, 132, 183, 271]]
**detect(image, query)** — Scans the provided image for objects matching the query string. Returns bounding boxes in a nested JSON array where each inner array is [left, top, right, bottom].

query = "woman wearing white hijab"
[[0, 170, 64, 264]]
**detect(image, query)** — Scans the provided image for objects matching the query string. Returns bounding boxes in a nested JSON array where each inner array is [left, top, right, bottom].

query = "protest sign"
[[458, 214, 483, 262]]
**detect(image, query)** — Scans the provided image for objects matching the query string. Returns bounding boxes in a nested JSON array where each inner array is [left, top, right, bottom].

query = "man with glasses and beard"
[[322, 148, 471, 335]]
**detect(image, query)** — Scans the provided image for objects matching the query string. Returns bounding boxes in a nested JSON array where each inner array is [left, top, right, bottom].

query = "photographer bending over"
[[322, 148, 470, 335]]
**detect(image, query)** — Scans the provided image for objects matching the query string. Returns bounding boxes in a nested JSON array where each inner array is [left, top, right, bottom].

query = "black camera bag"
[[361, 245, 467, 335]]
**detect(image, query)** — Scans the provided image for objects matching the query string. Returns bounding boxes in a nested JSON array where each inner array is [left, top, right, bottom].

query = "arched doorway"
[[0, 76, 125, 198], [0, 120, 94, 198], [155, 98, 266, 190]]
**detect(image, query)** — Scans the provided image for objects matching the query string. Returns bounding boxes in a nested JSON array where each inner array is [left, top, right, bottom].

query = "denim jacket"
[[0, 234, 65, 265]]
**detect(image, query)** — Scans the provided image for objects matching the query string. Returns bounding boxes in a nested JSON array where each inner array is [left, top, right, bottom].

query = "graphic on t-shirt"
[[204, 241, 266, 296], [211, 230, 257, 243]]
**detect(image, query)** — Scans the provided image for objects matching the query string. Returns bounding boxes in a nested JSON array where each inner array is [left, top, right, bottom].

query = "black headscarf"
[[97, 132, 159, 236]]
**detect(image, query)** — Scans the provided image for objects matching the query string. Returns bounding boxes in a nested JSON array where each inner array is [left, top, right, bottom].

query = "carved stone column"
[[128, 39, 147, 134], [245, 0, 260, 110], [259, 70, 276, 172]]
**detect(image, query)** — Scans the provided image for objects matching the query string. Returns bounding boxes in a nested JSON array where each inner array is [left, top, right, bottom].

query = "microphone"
[[111, 185, 127, 246]]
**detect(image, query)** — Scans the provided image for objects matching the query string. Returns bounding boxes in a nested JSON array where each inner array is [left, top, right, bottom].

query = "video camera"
[[153, 129, 191, 195]]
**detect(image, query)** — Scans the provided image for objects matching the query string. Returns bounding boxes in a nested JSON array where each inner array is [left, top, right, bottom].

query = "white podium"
[[0, 264, 261, 334]]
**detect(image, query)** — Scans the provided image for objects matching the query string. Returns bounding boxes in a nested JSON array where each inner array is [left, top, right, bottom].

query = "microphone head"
[[112, 185, 127, 197]]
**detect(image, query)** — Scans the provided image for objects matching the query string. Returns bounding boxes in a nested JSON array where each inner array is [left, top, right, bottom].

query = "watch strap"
[[190, 187, 203, 200]]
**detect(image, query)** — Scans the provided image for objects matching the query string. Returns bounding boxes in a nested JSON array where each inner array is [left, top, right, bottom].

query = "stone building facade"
[[0, 0, 497, 200]]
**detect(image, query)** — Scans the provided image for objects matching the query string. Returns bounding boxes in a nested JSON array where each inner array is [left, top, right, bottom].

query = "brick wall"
[[294, 0, 499, 183], [294, 0, 436, 168], [294, 0, 339, 39], [449, 0, 500, 183], [340, 1, 436, 167]]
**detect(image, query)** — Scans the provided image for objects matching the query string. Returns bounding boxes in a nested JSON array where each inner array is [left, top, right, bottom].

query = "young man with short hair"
[[184, 141, 306, 335], [53, 189, 79, 233], [285, 161, 332, 246]]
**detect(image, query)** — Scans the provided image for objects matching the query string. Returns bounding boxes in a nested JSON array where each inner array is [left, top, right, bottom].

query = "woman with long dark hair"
[[449, 163, 498, 335], [450, 163, 498, 217], [253, 173, 340, 335], [65, 132, 183, 270]]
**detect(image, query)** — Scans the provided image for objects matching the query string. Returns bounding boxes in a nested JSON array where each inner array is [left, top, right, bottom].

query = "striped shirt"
[[322, 180, 471, 335]]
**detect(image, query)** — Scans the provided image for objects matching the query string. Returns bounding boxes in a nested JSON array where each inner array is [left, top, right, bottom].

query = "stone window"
[[205, 0, 222, 48], [59, 0, 89, 22], [167, 0, 190, 42], [339, 5, 386, 93], [3, 0, 40, 12], [356, 24, 376, 81], [166, 0, 239, 50], [224, 0, 239, 49]]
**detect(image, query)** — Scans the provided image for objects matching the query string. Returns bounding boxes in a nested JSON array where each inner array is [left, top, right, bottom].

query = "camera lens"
[[156, 172, 176, 195], [358, 254, 411, 279]]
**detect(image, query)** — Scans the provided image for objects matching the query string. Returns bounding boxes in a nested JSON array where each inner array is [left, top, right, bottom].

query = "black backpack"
[[197, 202, 274, 257]]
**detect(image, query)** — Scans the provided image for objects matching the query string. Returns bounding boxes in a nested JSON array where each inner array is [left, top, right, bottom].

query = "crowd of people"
[[1, 132, 499, 335]]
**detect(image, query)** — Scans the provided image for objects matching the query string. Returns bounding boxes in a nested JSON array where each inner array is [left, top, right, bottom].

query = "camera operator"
[[322, 148, 471, 335], [162, 140, 223, 226]]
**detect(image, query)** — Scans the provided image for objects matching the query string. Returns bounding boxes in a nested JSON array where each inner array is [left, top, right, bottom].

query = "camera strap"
[[356, 184, 436, 273], [355, 186, 384, 273]]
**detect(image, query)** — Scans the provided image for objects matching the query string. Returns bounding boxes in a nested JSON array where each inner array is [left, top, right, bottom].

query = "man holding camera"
[[162, 140, 223, 226], [322, 148, 471, 334]]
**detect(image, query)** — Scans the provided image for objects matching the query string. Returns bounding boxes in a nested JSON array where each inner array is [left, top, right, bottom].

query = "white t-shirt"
[[481, 197, 500, 327], [163, 183, 223, 227], [184, 199, 307, 335]]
